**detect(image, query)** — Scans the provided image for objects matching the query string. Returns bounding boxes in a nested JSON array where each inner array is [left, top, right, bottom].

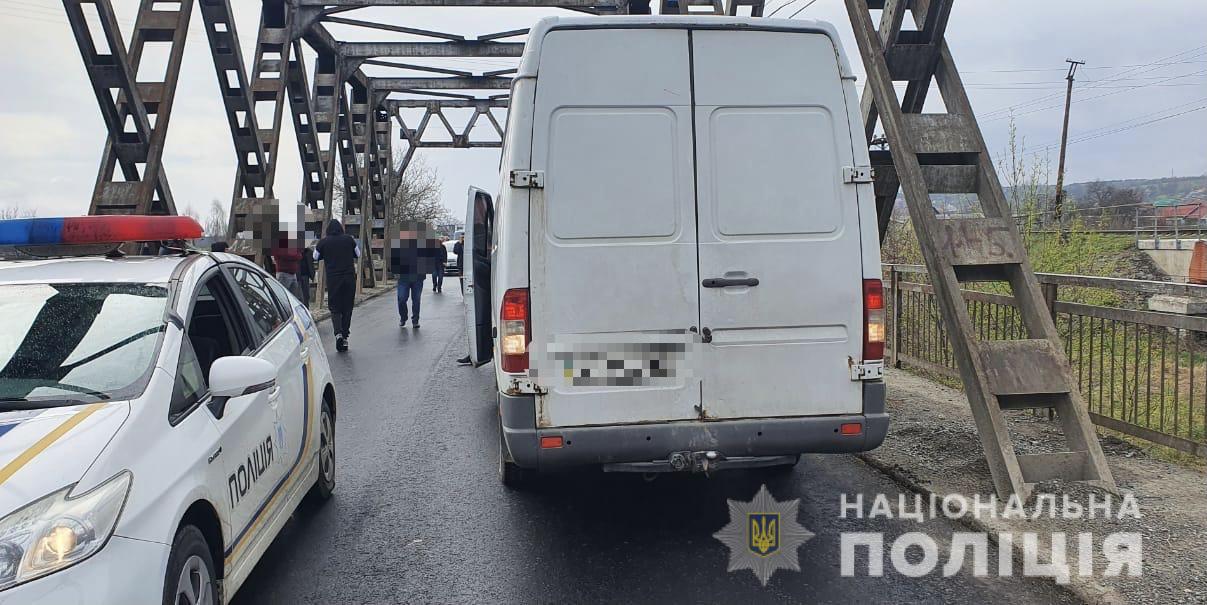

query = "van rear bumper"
[[499, 382, 887, 470]]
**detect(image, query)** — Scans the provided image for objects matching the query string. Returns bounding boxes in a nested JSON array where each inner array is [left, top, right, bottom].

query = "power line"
[[787, 0, 822, 18], [765, 0, 805, 18], [1040, 96, 1207, 145], [985, 67, 1207, 123], [1064, 104, 1207, 147], [978, 45, 1207, 119]]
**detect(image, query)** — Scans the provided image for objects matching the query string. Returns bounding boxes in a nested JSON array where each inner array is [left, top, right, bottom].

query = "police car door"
[[221, 266, 305, 552], [464, 187, 493, 365]]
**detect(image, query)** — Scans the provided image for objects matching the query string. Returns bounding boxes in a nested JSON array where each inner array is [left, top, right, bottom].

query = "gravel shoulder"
[[866, 369, 1207, 605]]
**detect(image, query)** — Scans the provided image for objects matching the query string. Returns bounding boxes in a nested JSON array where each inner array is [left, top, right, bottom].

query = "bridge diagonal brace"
[[66, 0, 189, 216]]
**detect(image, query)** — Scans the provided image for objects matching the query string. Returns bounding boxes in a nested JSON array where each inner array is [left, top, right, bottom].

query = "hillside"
[[1063, 175, 1207, 204]]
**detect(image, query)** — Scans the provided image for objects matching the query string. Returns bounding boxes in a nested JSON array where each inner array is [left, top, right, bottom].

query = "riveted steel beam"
[[372, 76, 512, 90], [298, 0, 620, 9], [340, 41, 524, 58]]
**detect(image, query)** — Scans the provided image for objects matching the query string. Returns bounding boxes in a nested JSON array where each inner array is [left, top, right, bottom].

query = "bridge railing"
[[884, 264, 1207, 458]]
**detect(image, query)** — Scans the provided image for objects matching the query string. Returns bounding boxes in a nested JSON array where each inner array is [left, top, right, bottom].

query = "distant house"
[[1153, 189, 1207, 221]]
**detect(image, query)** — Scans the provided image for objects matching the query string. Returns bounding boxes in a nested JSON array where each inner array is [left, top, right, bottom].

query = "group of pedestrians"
[[247, 218, 468, 357]]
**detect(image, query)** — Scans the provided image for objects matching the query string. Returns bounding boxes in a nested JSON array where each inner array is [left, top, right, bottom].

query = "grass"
[[884, 220, 1206, 464]]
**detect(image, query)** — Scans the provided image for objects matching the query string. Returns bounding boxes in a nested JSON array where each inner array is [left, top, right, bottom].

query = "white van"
[[464, 16, 887, 485]]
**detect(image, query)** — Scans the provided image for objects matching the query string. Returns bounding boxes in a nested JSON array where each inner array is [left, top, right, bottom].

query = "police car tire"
[[498, 421, 529, 489], [307, 399, 336, 503], [162, 525, 220, 605]]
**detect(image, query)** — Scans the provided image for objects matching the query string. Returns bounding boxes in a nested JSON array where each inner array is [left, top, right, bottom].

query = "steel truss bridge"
[[57, 0, 1122, 501], [60, 0, 771, 285]]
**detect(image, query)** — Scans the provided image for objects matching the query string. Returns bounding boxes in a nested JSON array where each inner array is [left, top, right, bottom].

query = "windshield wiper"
[[0, 398, 107, 412], [0, 381, 112, 408], [35, 381, 112, 400]]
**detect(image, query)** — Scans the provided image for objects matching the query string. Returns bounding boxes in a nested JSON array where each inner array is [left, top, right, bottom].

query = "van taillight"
[[863, 279, 885, 361], [501, 288, 530, 373]]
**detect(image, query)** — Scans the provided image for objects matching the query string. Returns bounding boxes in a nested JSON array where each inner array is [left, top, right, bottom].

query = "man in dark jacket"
[[452, 234, 464, 274], [390, 222, 439, 329], [433, 237, 449, 293], [314, 219, 359, 352]]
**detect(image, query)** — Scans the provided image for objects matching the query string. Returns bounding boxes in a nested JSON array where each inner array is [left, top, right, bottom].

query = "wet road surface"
[[232, 287, 1074, 604]]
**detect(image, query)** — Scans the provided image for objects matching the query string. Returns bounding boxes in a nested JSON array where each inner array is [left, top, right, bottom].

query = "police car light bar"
[[0, 216, 203, 247]]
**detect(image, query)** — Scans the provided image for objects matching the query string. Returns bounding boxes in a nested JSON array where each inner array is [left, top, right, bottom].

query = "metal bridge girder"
[[66, 0, 191, 216]]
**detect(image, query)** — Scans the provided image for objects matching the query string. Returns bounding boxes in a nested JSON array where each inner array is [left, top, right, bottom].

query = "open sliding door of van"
[[691, 30, 865, 420], [528, 28, 701, 427]]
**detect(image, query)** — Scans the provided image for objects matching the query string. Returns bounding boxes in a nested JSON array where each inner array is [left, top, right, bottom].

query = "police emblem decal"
[[748, 513, 779, 556], [713, 485, 814, 586]]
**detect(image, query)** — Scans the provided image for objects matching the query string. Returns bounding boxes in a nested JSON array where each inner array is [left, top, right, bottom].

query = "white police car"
[[0, 216, 337, 604]]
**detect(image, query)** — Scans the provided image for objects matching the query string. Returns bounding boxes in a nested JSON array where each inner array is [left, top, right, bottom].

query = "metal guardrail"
[[1133, 203, 1207, 245], [884, 264, 1207, 458]]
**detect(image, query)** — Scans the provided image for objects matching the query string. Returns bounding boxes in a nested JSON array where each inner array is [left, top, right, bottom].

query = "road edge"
[[855, 452, 1127, 605]]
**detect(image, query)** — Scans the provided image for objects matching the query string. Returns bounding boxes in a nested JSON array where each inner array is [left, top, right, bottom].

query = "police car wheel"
[[308, 399, 336, 502], [498, 420, 529, 488], [163, 525, 219, 605]]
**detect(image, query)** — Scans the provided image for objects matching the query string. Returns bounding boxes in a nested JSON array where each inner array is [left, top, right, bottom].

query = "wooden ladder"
[[845, 0, 1118, 501]]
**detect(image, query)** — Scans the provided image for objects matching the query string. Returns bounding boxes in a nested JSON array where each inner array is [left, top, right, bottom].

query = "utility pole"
[[1053, 58, 1085, 228]]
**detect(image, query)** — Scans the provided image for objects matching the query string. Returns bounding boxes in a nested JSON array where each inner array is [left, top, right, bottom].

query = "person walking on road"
[[271, 233, 304, 301], [390, 222, 438, 329], [298, 244, 315, 309], [315, 219, 360, 352], [433, 236, 448, 293], [453, 234, 464, 276]]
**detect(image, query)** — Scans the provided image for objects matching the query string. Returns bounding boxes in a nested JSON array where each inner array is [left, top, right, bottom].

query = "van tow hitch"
[[669, 450, 719, 473]]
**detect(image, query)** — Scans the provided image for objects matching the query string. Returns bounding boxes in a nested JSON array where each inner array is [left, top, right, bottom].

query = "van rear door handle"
[[702, 277, 759, 288]]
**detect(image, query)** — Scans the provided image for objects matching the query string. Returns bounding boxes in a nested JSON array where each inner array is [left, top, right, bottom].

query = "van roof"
[[517, 16, 854, 80]]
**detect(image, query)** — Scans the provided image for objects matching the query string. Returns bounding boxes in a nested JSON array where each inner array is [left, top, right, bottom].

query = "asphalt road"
[[232, 285, 1075, 604]]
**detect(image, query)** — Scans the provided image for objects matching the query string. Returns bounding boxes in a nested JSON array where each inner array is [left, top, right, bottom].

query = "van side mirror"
[[207, 356, 275, 419]]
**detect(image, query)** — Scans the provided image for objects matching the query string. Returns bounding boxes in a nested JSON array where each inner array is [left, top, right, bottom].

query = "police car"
[[0, 216, 337, 604]]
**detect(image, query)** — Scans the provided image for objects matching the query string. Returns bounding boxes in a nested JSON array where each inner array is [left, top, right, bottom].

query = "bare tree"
[[390, 156, 452, 228], [181, 203, 202, 224], [0, 204, 35, 219], [204, 199, 228, 239], [324, 156, 450, 234], [995, 115, 1051, 230]]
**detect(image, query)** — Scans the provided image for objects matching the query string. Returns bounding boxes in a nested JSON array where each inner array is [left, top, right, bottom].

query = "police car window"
[[0, 283, 167, 406], [264, 274, 296, 321], [229, 267, 283, 340], [170, 334, 208, 421], [186, 275, 248, 373]]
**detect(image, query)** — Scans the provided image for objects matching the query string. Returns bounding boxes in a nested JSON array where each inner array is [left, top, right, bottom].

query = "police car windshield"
[[0, 283, 167, 407]]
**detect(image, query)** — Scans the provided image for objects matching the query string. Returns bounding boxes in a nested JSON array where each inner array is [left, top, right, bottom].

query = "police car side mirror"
[[208, 356, 276, 419]]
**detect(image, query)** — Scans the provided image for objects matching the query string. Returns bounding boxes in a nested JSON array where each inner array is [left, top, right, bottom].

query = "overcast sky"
[[1, 0, 1204, 222]]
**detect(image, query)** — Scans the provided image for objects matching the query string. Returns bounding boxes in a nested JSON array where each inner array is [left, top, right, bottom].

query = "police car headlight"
[[0, 471, 131, 591]]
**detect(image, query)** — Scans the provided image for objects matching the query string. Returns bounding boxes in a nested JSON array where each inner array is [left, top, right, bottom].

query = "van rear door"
[[528, 28, 701, 427], [691, 30, 865, 419]]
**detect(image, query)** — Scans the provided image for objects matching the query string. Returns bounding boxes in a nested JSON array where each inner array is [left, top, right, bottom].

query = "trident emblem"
[[748, 513, 779, 557]]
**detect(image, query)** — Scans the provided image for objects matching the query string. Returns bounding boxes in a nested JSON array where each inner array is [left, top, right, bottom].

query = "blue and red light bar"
[[0, 216, 203, 247]]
